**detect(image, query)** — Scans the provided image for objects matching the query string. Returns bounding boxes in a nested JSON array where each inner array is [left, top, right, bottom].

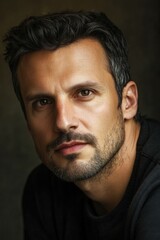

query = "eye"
[[38, 98, 51, 105], [32, 97, 53, 110], [77, 89, 93, 97]]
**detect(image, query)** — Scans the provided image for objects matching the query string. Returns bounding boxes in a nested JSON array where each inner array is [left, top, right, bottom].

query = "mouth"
[[54, 141, 87, 156]]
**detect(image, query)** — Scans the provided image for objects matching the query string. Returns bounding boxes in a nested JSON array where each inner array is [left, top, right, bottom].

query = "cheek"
[[78, 98, 118, 132], [27, 115, 54, 146]]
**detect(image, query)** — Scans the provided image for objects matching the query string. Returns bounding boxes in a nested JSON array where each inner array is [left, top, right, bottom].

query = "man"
[[4, 11, 160, 240]]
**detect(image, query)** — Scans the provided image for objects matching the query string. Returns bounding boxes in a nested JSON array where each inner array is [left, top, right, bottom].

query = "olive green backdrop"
[[0, 0, 160, 239]]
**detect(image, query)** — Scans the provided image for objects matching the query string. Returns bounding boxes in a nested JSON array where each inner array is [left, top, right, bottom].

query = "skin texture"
[[17, 38, 140, 212]]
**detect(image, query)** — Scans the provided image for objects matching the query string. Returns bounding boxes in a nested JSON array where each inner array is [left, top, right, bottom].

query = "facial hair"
[[40, 110, 125, 182]]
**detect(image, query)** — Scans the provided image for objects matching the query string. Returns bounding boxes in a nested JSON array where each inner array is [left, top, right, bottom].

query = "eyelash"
[[78, 89, 92, 96]]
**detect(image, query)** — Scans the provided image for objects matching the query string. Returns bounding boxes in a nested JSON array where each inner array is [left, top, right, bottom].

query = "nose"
[[54, 98, 79, 133]]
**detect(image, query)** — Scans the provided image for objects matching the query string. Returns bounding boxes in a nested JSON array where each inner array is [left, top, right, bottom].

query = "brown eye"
[[33, 98, 53, 110], [78, 89, 92, 97], [38, 98, 51, 106]]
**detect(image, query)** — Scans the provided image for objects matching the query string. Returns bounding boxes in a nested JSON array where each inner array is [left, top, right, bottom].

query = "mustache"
[[47, 132, 97, 152]]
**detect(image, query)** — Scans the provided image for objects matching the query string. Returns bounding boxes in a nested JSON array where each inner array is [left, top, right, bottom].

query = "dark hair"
[[4, 10, 132, 114]]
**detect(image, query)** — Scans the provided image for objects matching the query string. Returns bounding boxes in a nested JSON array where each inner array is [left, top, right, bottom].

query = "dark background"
[[0, 0, 160, 239]]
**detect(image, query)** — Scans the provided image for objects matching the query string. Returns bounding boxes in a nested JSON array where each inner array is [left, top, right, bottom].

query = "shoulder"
[[23, 164, 82, 203], [136, 182, 160, 239], [125, 118, 160, 239], [126, 164, 160, 239], [23, 164, 54, 192], [25, 163, 53, 182], [22, 164, 56, 206]]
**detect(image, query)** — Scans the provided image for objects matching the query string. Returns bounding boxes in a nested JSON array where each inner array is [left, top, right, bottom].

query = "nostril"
[[55, 117, 79, 133]]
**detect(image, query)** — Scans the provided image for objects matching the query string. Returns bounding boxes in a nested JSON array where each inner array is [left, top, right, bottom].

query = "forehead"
[[17, 38, 114, 94], [18, 38, 110, 74]]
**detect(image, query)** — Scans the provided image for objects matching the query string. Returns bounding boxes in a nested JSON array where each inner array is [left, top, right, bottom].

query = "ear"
[[121, 81, 138, 120]]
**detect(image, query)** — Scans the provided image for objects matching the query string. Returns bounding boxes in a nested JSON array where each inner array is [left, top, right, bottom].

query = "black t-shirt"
[[22, 118, 160, 239]]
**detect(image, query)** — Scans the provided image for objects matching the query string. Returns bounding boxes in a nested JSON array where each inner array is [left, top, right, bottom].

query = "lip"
[[54, 141, 87, 156]]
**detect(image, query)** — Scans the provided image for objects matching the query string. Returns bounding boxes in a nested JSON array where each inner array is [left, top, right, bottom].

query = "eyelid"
[[77, 86, 93, 92], [81, 89, 94, 96], [35, 97, 52, 103], [32, 96, 53, 110], [73, 88, 96, 100]]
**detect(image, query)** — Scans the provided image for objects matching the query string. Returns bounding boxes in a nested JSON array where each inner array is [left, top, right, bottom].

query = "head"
[[4, 11, 139, 182], [4, 10, 134, 115]]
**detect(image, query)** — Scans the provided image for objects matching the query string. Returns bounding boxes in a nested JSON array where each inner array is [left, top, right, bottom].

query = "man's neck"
[[75, 119, 140, 214]]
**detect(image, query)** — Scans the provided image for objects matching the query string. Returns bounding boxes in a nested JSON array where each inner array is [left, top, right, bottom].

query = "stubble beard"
[[39, 110, 125, 182]]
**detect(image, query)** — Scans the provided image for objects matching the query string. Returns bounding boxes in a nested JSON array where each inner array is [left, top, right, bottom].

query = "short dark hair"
[[4, 10, 133, 115]]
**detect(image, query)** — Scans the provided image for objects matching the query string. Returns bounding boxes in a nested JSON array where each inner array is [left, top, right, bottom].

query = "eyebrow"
[[25, 93, 54, 103], [68, 81, 105, 92], [25, 80, 105, 102]]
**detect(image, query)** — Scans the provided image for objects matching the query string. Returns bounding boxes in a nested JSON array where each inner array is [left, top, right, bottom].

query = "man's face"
[[17, 38, 125, 182]]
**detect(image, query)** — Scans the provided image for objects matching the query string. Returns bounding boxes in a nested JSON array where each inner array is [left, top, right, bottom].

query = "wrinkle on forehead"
[[17, 38, 114, 101]]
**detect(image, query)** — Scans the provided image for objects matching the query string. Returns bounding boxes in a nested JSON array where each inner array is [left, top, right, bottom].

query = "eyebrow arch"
[[25, 93, 54, 103], [68, 81, 105, 92]]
